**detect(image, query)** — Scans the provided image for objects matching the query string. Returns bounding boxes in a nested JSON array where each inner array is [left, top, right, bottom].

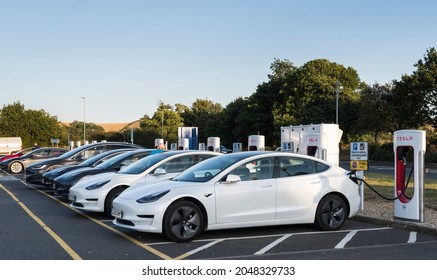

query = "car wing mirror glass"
[[224, 174, 241, 184], [154, 168, 167, 175]]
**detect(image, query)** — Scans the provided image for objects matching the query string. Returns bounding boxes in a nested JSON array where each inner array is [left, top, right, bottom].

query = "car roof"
[[157, 150, 222, 156], [210, 151, 333, 165], [58, 142, 143, 159]]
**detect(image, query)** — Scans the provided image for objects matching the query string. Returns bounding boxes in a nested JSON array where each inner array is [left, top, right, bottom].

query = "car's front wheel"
[[314, 194, 347, 231], [163, 200, 204, 243], [9, 161, 24, 174], [105, 187, 127, 216]]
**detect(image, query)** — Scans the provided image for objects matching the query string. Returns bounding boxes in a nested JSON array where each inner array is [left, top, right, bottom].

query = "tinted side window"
[[160, 155, 194, 173], [118, 152, 150, 168], [110, 144, 134, 150], [315, 162, 329, 173], [278, 156, 328, 178], [194, 154, 216, 163], [228, 157, 275, 181]]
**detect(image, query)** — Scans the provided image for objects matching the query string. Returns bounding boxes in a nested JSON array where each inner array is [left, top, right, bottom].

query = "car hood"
[[45, 165, 81, 177], [27, 157, 63, 168], [64, 167, 95, 177], [71, 172, 140, 188], [117, 179, 197, 200], [56, 167, 100, 181]]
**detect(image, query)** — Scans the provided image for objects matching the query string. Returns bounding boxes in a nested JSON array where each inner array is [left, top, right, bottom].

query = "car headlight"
[[85, 180, 110, 190], [136, 190, 170, 204], [31, 164, 47, 169]]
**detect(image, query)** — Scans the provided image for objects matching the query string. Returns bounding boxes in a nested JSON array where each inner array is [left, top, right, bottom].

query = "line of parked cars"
[[2, 141, 362, 243], [0, 147, 68, 174]]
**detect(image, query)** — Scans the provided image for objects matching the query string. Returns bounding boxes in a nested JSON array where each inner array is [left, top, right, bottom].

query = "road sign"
[[350, 142, 368, 160], [350, 160, 368, 170]]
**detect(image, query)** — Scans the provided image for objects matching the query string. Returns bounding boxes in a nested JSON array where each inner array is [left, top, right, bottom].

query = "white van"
[[0, 137, 23, 155]]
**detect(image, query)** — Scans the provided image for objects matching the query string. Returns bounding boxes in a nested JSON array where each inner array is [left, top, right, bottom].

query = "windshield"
[[118, 152, 170, 175], [96, 150, 150, 169], [78, 151, 122, 166], [172, 153, 246, 182]]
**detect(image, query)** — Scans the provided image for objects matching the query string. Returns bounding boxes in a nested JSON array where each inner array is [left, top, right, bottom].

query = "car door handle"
[[311, 181, 321, 184], [261, 185, 273, 188]]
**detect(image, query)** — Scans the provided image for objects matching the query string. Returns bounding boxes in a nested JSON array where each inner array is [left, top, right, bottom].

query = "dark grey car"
[[0, 147, 68, 174], [24, 141, 143, 185]]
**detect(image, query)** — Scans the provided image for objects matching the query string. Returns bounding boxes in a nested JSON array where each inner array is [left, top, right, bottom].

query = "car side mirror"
[[154, 168, 167, 175], [224, 174, 241, 184]]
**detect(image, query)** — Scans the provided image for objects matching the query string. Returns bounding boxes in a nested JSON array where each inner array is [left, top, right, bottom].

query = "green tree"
[[0, 101, 63, 147], [355, 83, 395, 143], [139, 101, 184, 146], [415, 47, 437, 126], [215, 97, 249, 147], [64, 121, 105, 142], [247, 58, 297, 147], [391, 72, 427, 130], [180, 98, 223, 143], [294, 59, 362, 136], [0, 102, 27, 138], [390, 48, 437, 130]]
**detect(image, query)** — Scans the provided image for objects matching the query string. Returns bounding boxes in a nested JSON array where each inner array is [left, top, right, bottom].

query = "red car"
[[0, 147, 33, 163]]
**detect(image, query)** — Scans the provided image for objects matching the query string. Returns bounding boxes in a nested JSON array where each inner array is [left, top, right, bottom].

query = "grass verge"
[[362, 172, 437, 210]]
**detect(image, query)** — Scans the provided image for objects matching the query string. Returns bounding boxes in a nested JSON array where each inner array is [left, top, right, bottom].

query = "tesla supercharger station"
[[248, 135, 265, 151], [280, 125, 309, 153], [154, 138, 164, 148], [394, 130, 426, 222], [307, 124, 342, 166], [306, 133, 327, 160], [69, 141, 75, 150], [233, 142, 243, 153], [178, 127, 198, 150], [198, 143, 206, 151], [281, 124, 342, 166], [170, 143, 177, 151], [178, 138, 189, 150], [207, 137, 220, 152]]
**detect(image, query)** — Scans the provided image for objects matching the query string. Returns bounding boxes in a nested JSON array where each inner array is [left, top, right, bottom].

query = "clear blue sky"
[[1, 0, 436, 123]]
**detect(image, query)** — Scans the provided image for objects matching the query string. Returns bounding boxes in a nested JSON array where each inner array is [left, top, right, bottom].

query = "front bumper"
[[68, 189, 105, 213], [25, 169, 45, 185], [111, 197, 166, 233]]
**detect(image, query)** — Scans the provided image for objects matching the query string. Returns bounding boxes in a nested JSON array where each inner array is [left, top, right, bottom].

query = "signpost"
[[350, 142, 368, 210]]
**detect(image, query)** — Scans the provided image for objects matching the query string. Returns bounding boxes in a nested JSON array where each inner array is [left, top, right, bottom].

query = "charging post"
[[393, 130, 426, 222]]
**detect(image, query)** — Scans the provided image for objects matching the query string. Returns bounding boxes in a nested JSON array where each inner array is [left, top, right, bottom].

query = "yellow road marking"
[[24, 183, 173, 260], [0, 184, 82, 260]]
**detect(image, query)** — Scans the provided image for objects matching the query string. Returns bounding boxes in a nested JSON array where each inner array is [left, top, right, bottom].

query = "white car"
[[112, 151, 362, 243], [68, 150, 221, 215]]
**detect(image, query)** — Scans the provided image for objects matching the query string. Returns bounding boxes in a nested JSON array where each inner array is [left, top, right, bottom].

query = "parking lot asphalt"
[[2, 170, 437, 260]]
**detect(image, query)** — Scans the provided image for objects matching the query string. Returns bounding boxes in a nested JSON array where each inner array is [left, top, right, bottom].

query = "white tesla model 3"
[[112, 151, 361, 242], [68, 150, 221, 215]]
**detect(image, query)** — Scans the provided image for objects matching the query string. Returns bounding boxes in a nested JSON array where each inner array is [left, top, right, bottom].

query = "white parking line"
[[408, 231, 417, 243], [174, 239, 225, 260], [335, 230, 358, 249], [254, 234, 292, 255], [146, 227, 392, 246]]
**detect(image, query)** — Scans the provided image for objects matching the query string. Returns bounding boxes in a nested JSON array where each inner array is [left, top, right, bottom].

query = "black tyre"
[[105, 187, 126, 216], [163, 200, 204, 243], [314, 194, 347, 231], [9, 161, 24, 174]]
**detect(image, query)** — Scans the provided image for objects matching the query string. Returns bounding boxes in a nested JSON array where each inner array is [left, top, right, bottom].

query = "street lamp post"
[[81, 97, 86, 143], [335, 81, 343, 125]]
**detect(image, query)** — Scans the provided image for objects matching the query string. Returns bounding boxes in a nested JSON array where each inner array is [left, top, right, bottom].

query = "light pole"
[[81, 97, 86, 143], [335, 81, 343, 125]]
